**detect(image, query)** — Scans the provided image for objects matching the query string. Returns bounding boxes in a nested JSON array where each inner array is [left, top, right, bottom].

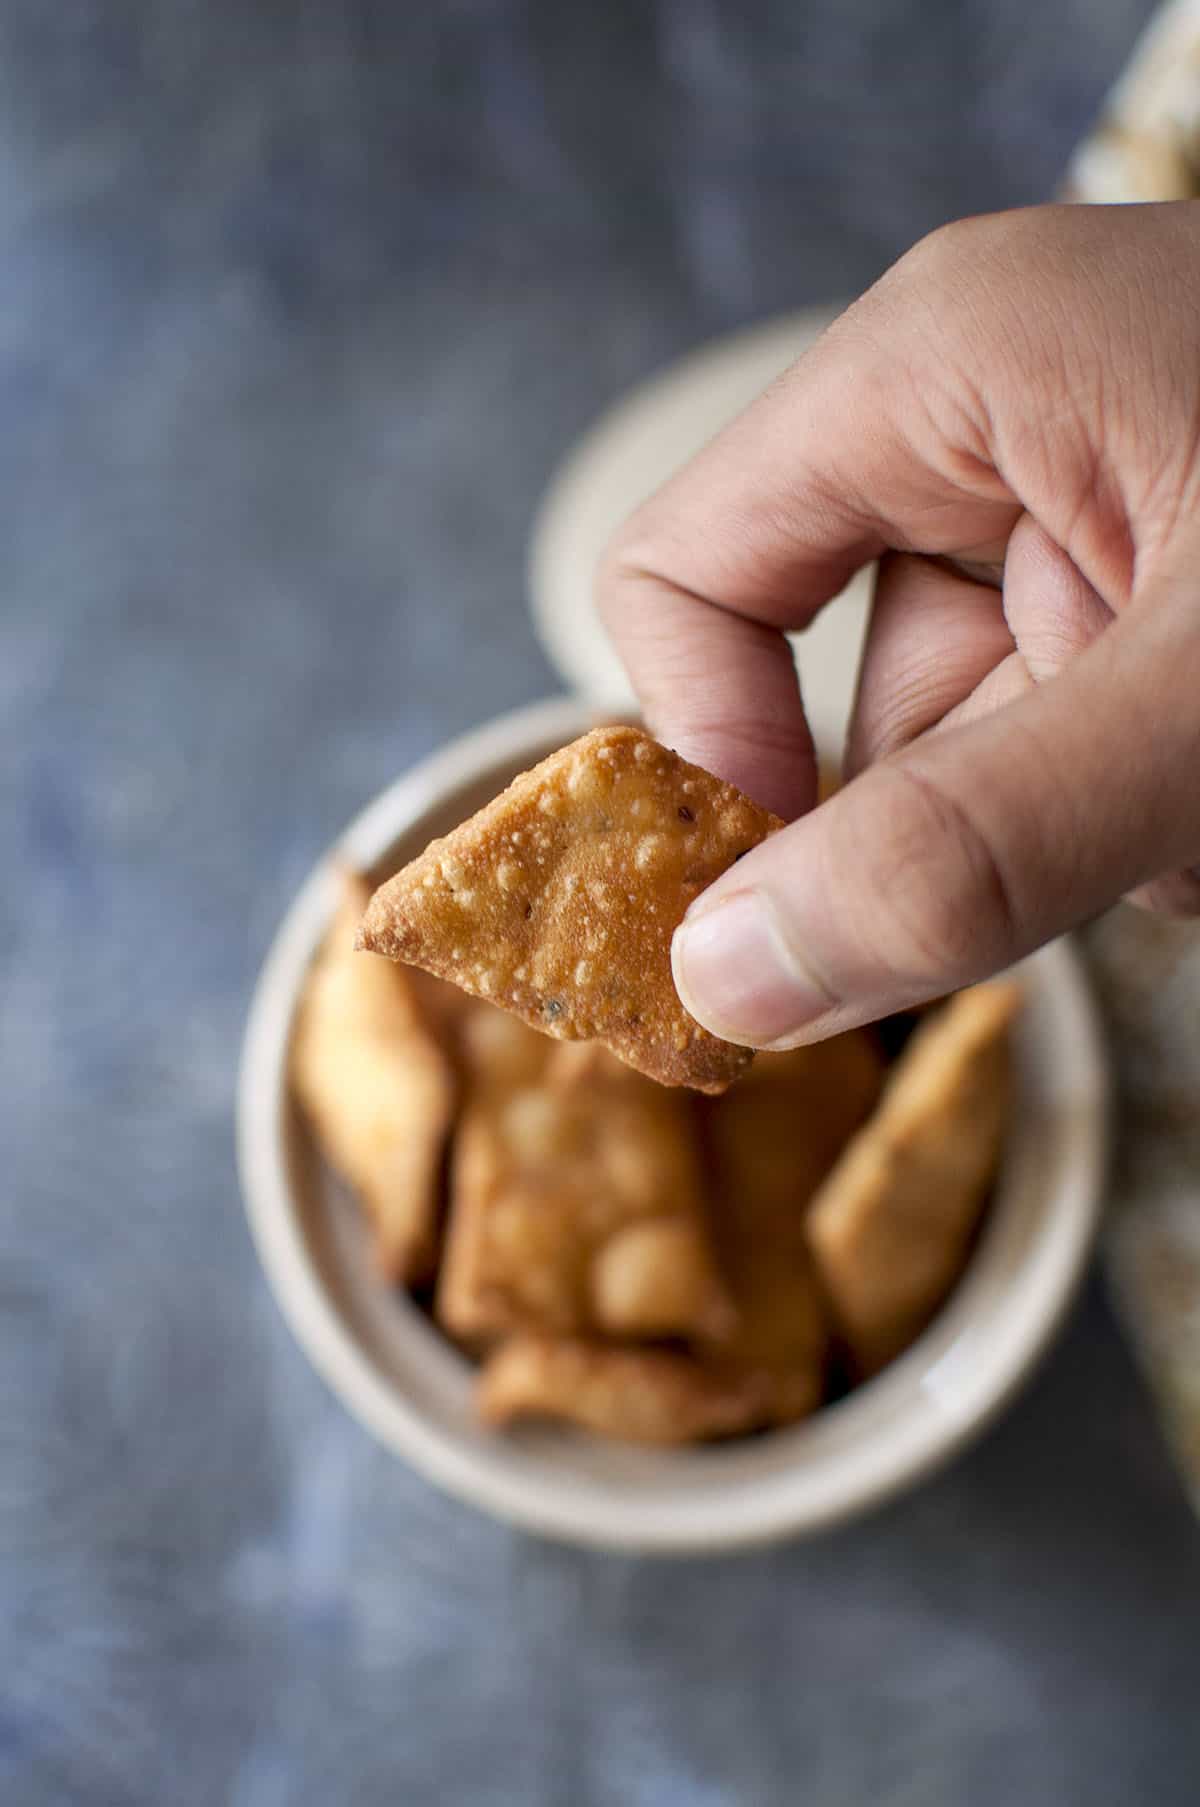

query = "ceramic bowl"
[[237, 696, 1109, 1553]]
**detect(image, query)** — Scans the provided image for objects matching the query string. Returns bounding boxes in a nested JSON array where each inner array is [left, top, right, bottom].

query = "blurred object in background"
[[1087, 901, 1200, 1521], [1065, 0, 1200, 196]]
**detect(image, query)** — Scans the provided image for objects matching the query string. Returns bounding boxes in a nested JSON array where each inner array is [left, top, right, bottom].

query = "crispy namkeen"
[[457, 996, 553, 1091], [708, 1035, 887, 1218], [806, 982, 1020, 1375], [705, 1033, 886, 1420], [291, 874, 456, 1284], [477, 1335, 774, 1444], [357, 725, 782, 1092], [294, 841, 1019, 1447], [436, 1040, 730, 1343]]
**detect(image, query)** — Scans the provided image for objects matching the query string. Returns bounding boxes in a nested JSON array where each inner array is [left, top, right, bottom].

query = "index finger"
[[595, 242, 1017, 815]]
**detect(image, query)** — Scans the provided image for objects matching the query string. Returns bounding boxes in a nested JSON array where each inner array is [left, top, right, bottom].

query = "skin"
[[597, 203, 1200, 1048]]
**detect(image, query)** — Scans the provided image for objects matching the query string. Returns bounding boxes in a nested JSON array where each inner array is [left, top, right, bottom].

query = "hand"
[[598, 202, 1200, 1048]]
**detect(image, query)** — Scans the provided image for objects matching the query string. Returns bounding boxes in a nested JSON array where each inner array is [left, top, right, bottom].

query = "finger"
[[601, 205, 1197, 817], [987, 520, 1192, 919], [1125, 869, 1200, 918], [1001, 513, 1113, 679], [602, 578, 818, 820], [846, 554, 1016, 772], [929, 517, 1115, 735], [934, 649, 1033, 734], [847, 519, 1116, 774], [671, 596, 1200, 1045], [597, 256, 1020, 813]]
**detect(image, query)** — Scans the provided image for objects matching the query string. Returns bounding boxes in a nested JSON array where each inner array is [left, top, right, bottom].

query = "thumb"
[[671, 600, 1200, 1045]]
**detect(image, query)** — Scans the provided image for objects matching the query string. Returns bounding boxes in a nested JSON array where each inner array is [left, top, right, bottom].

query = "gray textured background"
[[3, 3, 1200, 1803]]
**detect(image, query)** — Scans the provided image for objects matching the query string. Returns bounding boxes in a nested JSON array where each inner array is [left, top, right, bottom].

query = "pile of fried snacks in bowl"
[[292, 727, 1019, 1446]]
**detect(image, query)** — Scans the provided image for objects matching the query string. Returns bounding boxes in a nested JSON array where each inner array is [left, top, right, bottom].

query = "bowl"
[[237, 696, 1109, 1553]]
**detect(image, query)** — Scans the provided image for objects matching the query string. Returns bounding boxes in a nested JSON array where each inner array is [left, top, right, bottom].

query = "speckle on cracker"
[[357, 725, 783, 1091]]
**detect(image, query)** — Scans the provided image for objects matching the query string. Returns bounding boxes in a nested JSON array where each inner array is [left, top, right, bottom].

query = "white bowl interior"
[[239, 697, 1108, 1552]]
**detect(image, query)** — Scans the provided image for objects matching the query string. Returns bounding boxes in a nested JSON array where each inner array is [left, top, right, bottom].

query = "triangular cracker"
[[357, 725, 782, 1092], [806, 982, 1020, 1375], [292, 872, 456, 1284]]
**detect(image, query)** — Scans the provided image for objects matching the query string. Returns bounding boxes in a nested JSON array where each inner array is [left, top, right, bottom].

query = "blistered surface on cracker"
[[436, 1038, 729, 1343], [704, 1032, 885, 1421], [291, 874, 456, 1285], [477, 1335, 774, 1444], [806, 982, 1019, 1374], [358, 725, 782, 1092]]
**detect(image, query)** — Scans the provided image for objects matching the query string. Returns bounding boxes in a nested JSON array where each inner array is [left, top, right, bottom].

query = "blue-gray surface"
[[3, 2, 1199, 1802]]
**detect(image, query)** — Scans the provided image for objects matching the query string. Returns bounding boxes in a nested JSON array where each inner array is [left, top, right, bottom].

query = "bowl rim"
[[237, 696, 1110, 1553]]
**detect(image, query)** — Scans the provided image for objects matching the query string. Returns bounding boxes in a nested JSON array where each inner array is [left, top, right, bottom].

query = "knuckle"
[[851, 664, 938, 770], [595, 500, 685, 644], [838, 764, 1017, 986], [594, 524, 644, 637], [847, 706, 905, 774], [899, 211, 1008, 287]]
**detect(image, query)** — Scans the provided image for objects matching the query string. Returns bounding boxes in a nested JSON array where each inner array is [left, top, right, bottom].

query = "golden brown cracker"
[[703, 1033, 886, 1421], [291, 874, 456, 1284], [476, 1335, 774, 1444], [708, 1035, 887, 1218], [436, 1039, 730, 1344], [806, 982, 1020, 1375], [357, 725, 783, 1092]]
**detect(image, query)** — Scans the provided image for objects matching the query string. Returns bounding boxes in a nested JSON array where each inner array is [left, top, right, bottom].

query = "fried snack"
[[806, 982, 1021, 1376], [399, 970, 553, 1099], [590, 1219, 724, 1339], [456, 995, 553, 1091], [709, 1035, 887, 1217], [405, 964, 475, 1045], [357, 725, 783, 1092], [477, 1335, 774, 1444], [704, 1033, 886, 1420], [436, 1040, 731, 1343], [291, 873, 455, 1284]]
